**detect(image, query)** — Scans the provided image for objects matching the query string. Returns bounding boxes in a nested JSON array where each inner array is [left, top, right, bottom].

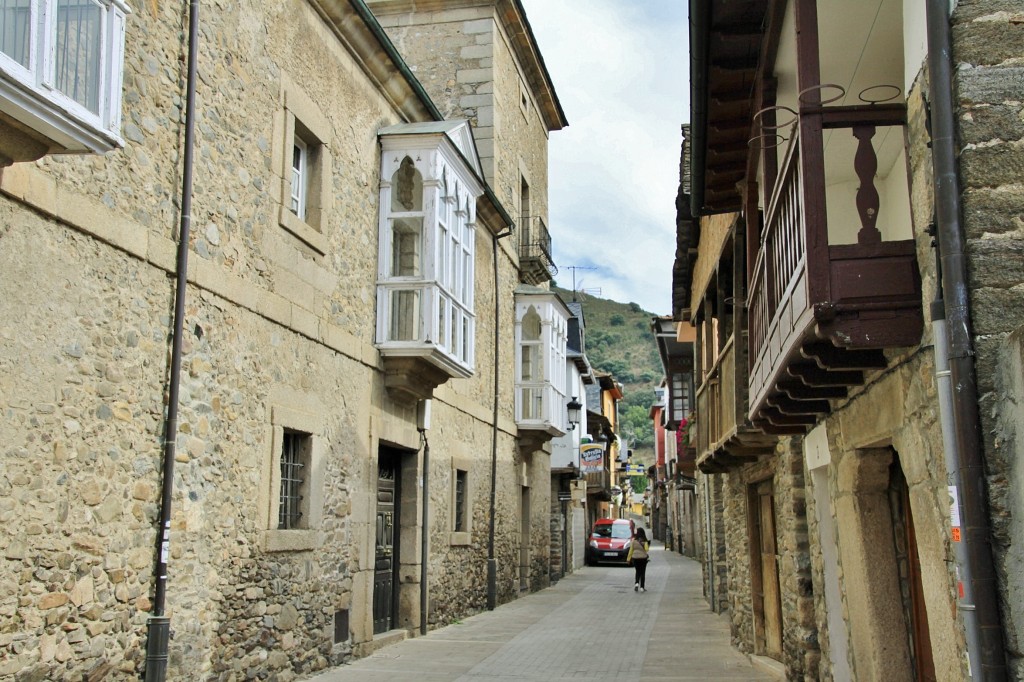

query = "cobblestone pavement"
[[302, 542, 778, 682]]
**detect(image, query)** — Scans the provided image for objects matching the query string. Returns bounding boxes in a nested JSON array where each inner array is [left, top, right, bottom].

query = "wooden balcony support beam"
[[760, 407, 817, 426], [801, 342, 887, 370], [766, 394, 831, 415], [776, 379, 848, 401], [787, 362, 864, 387], [752, 419, 809, 435]]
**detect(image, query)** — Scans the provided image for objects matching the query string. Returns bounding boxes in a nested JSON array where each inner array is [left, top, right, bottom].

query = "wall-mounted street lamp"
[[566, 396, 583, 430]]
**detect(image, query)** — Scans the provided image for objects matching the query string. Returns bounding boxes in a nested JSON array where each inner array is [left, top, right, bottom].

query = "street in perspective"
[[2, 0, 1021, 680], [303, 532, 777, 682]]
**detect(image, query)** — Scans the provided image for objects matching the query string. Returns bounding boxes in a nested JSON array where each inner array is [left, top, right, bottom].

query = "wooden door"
[[750, 480, 783, 657], [891, 462, 936, 682], [373, 458, 399, 634], [520, 486, 531, 591]]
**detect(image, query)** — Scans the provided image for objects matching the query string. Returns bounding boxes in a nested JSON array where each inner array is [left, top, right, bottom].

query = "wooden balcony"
[[518, 216, 556, 285], [695, 339, 777, 473], [746, 107, 923, 433]]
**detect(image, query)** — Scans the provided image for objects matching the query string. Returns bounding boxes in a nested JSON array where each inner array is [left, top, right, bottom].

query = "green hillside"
[[553, 285, 663, 463]]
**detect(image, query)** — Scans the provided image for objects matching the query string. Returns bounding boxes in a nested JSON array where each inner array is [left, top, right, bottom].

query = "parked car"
[[584, 518, 635, 566]]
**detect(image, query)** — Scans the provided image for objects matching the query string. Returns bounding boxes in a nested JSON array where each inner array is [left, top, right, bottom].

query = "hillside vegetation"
[[553, 285, 663, 463]]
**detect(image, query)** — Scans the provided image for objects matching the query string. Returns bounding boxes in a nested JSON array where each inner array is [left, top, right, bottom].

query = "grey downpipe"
[[926, 0, 1007, 678], [145, 0, 199, 679], [486, 233, 501, 610], [419, 428, 429, 635], [703, 476, 715, 610], [486, 226, 513, 610], [932, 297, 981, 679]]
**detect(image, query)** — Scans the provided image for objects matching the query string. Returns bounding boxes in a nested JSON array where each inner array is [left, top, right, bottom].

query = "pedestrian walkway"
[[301, 544, 777, 681]]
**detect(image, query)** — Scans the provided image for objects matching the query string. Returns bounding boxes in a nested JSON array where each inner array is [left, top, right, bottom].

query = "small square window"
[[275, 79, 332, 256], [278, 430, 310, 530], [454, 469, 467, 532], [263, 405, 323, 552]]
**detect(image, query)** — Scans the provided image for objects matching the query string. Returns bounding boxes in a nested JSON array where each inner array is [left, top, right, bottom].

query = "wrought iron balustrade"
[[518, 215, 556, 284]]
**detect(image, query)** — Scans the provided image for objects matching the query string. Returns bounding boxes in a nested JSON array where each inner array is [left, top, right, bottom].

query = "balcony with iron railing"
[[746, 104, 923, 433], [518, 215, 556, 285]]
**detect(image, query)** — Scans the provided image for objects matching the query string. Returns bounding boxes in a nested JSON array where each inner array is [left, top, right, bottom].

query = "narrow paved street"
[[303, 542, 777, 682]]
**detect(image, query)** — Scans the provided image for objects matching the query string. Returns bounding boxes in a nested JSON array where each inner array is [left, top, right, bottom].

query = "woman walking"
[[627, 527, 650, 592]]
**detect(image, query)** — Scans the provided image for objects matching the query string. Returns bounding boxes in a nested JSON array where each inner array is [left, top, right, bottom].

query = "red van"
[[584, 518, 635, 566]]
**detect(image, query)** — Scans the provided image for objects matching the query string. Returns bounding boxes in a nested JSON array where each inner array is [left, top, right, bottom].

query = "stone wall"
[[717, 441, 816, 679], [0, 1, 547, 680], [952, 3, 1024, 676], [369, 0, 553, 228]]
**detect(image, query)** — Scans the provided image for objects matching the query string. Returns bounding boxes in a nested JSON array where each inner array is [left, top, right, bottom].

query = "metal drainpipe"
[[926, 0, 1008, 678], [486, 226, 513, 610], [419, 426, 429, 636], [931, 253, 982, 678], [703, 475, 715, 610], [145, 1, 199, 679]]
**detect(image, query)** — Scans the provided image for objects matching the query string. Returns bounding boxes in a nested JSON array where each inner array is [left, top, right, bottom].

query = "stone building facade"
[[0, 0, 566, 679], [680, 1, 1023, 680]]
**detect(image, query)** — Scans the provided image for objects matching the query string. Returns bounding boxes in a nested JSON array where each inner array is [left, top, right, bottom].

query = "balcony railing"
[[518, 215, 556, 285], [695, 338, 777, 473], [747, 105, 923, 433]]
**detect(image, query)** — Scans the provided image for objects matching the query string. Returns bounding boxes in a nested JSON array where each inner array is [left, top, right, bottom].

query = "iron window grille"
[[278, 430, 306, 530], [454, 469, 467, 532]]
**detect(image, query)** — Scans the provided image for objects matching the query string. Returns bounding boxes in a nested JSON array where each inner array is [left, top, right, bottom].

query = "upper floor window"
[[514, 290, 570, 434], [290, 136, 308, 219], [275, 80, 331, 256], [0, 0, 129, 158], [376, 121, 484, 381]]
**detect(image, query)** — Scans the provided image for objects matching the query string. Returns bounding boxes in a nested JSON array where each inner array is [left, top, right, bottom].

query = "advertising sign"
[[580, 443, 605, 474]]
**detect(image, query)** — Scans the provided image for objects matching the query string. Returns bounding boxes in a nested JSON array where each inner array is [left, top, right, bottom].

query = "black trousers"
[[633, 558, 649, 588]]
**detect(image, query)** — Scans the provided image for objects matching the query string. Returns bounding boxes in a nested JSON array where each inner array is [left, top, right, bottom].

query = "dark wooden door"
[[750, 480, 783, 658], [373, 458, 398, 634], [891, 462, 936, 682]]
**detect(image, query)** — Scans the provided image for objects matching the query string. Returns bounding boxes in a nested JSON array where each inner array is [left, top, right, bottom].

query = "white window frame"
[[376, 129, 483, 379], [290, 135, 308, 220], [0, 0, 129, 153], [275, 78, 332, 256], [514, 293, 570, 433]]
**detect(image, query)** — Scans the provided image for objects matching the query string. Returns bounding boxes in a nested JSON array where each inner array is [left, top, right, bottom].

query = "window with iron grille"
[[454, 469, 467, 532], [278, 430, 310, 530]]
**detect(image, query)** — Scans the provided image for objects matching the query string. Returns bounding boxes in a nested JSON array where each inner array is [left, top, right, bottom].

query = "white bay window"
[[376, 121, 484, 401], [514, 288, 570, 437], [0, 0, 129, 162]]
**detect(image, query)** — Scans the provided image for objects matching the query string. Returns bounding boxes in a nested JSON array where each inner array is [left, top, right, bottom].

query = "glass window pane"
[[521, 343, 542, 382], [0, 0, 31, 67], [391, 218, 422, 277], [521, 387, 543, 420], [391, 157, 422, 212], [437, 296, 448, 349], [291, 140, 306, 218], [438, 224, 448, 286], [389, 289, 420, 341], [54, 0, 103, 114]]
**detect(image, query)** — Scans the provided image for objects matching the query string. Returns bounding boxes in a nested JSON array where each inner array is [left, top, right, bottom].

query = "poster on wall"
[[580, 443, 605, 474]]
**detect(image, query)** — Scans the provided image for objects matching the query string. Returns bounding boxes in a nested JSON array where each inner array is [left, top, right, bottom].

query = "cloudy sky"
[[518, 0, 689, 316]]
